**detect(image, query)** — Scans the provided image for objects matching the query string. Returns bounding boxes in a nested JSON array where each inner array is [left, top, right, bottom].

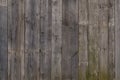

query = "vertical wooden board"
[[7, 0, 13, 79], [51, 0, 62, 80], [99, 0, 109, 80], [108, 0, 115, 80], [71, 0, 79, 80], [87, 0, 99, 80], [0, 0, 7, 80], [18, 0, 25, 80], [8, 0, 24, 80], [40, 0, 52, 80], [78, 0, 88, 80], [24, 0, 40, 79], [7, 0, 12, 54], [62, 0, 79, 80], [115, 0, 120, 80]]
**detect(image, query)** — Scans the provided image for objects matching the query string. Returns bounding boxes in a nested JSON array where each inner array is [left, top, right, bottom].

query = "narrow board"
[[51, 0, 62, 80], [87, 0, 99, 80], [40, 0, 52, 80], [108, 0, 115, 80], [115, 0, 120, 80], [99, 0, 109, 80], [62, 0, 79, 80], [8, 0, 24, 80], [0, 0, 7, 80], [24, 0, 40, 79], [78, 0, 88, 80]]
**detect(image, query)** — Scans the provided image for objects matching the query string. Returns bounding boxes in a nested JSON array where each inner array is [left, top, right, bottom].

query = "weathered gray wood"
[[40, 0, 52, 80], [62, 0, 79, 80], [7, 0, 13, 79], [0, 0, 118, 80], [8, 0, 24, 80], [99, 0, 109, 80], [51, 0, 62, 80], [78, 0, 88, 80], [108, 0, 115, 80], [24, 0, 40, 79], [87, 0, 99, 80], [115, 0, 120, 80], [0, 0, 7, 80], [7, 1, 12, 79], [18, 1, 25, 80], [71, 0, 79, 80]]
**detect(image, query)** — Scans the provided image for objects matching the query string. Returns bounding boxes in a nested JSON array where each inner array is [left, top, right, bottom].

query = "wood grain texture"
[[87, 0, 99, 80], [0, 0, 118, 80], [40, 0, 52, 80], [99, 0, 109, 80], [115, 0, 120, 80], [8, 0, 24, 80], [78, 0, 88, 80], [51, 0, 62, 80], [62, 0, 79, 80], [0, 0, 7, 80], [108, 0, 115, 80], [24, 0, 40, 80]]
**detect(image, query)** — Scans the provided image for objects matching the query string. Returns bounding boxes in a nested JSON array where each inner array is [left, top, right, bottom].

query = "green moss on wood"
[[86, 66, 98, 80], [79, 67, 83, 80], [99, 70, 109, 80], [86, 40, 99, 80]]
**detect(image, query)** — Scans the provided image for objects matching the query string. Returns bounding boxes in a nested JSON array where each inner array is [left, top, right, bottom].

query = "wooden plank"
[[115, 0, 120, 80], [98, 0, 109, 80], [0, 0, 7, 80], [78, 0, 88, 80], [17, 0, 25, 79], [87, 0, 99, 80], [71, 0, 79, 80], [39, 0, 52, 80], [7, 0, 13, 79], [24, 0, 40, 80], [51, 0, 62, 80], [108, 0, 115, 80], [8, 0, 24, 80], [62, 0, 79, 80]]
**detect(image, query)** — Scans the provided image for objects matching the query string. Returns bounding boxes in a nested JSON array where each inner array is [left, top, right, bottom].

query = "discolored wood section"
[[87, 0, 100, 80], [0, 0, 119, 80]]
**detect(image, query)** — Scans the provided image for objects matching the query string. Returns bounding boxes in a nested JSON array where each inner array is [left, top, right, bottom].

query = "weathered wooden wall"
[[0, 0, 119, 80]]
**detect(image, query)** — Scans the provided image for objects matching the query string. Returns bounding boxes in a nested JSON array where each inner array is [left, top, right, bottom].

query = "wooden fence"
[[0, 0, 119, 80]]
